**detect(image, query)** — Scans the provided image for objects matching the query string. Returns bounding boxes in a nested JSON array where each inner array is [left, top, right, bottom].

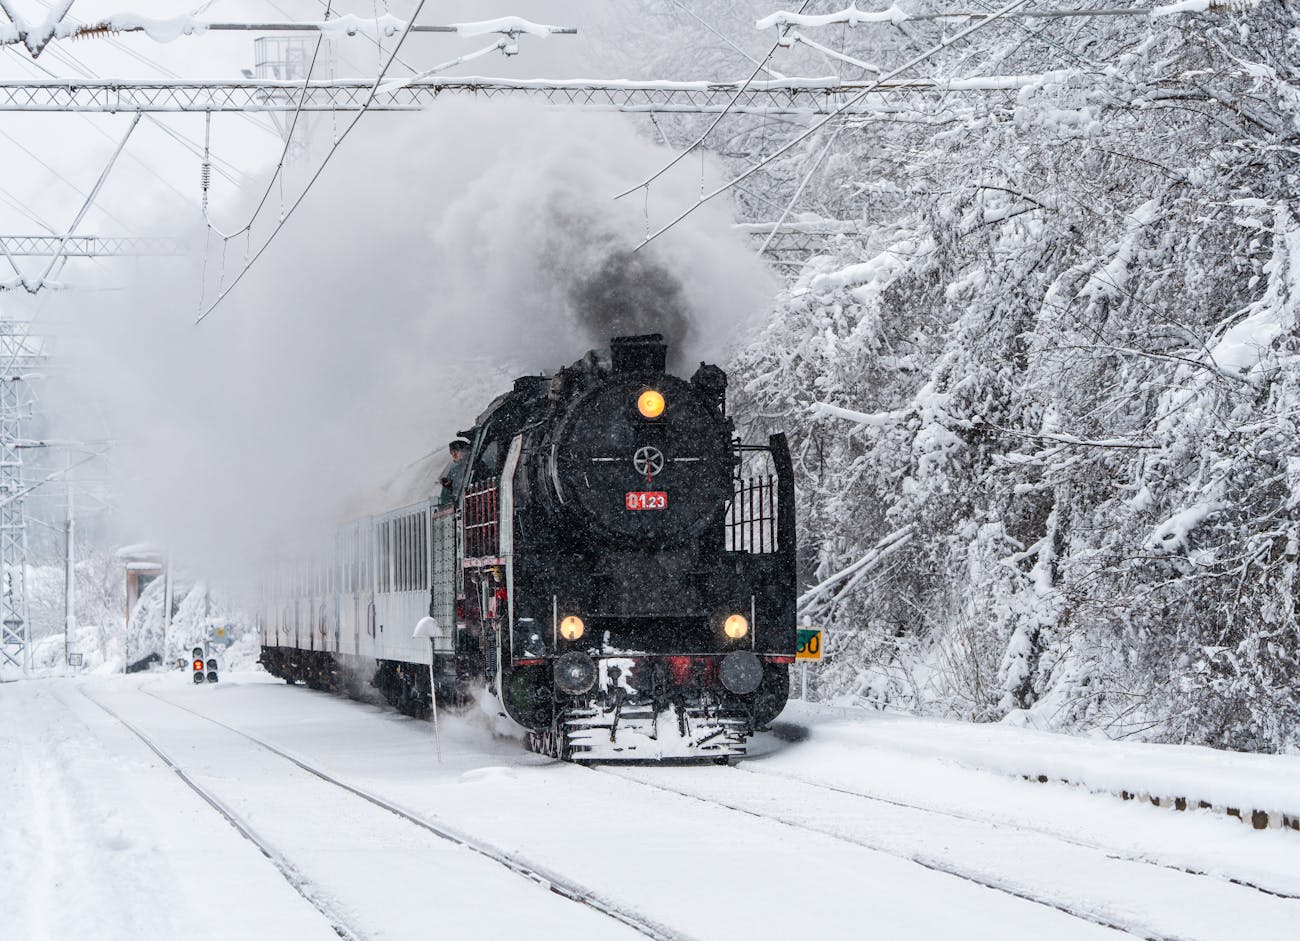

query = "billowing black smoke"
[[568, 250, 690, 368]]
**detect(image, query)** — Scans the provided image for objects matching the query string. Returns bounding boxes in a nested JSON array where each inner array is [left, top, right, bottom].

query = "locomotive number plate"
[[626, 491, 668, 511]]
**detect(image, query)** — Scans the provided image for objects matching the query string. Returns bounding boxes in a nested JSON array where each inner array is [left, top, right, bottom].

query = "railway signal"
[[191, 646, 219, 684]]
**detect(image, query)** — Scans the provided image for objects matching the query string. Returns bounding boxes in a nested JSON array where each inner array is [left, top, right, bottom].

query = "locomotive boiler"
[[259, 334, 797, 761]]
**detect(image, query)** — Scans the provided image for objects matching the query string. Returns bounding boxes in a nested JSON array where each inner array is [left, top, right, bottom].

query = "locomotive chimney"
[[610, 334, 667, 374]]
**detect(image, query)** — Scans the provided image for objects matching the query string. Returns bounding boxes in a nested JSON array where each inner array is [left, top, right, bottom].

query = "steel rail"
[[728, 762, 1300, 901], [81, 688, 366, 941], [142, 686, 695, 941], [595, 765, 1166, 939]]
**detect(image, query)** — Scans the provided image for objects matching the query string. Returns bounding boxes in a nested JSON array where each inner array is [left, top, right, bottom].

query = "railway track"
[[81, 689, 364, 941], [731, 763, 1300, 901], [86, 685, 692, 941], [596, 760, 1300, 941], [593, 762, 1154, 939]]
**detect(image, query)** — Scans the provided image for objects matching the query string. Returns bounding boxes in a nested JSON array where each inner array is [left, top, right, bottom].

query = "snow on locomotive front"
[[478, 334, 796, 760]]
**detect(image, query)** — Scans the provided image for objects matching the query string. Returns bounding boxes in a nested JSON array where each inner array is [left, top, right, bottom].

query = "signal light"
[[637, 389, 665, 419], [191, 647, 218, 684]]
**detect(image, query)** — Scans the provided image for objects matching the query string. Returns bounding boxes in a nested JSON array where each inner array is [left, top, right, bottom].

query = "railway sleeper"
[[1020, 772, 1298, 832]]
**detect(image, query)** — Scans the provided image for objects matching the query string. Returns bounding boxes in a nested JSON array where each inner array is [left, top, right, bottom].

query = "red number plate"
[[626, 491, 668, 511]]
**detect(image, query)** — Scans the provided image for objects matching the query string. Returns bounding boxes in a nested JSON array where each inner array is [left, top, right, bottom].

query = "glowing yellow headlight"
[[560, 615, 585, 641], [723, 614, 749, 639], [637, 389, 665, 419]]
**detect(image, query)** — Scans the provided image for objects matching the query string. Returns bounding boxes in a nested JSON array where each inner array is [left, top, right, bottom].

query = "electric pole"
[[0, 318, 41, 675]]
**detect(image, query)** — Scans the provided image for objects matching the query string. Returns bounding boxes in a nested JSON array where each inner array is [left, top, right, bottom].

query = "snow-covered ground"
[[3, 672, 1299, 940]]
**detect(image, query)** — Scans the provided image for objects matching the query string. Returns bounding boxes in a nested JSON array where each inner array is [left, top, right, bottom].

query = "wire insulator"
[[201, 112, 213, 213]]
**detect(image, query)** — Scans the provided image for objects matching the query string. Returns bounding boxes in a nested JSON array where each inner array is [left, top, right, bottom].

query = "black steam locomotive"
[[259, 335, 796, 760]]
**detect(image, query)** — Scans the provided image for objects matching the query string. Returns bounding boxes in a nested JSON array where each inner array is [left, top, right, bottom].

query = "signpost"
[[413, 617, 451, 763], [796, 625, 823, 701], [66, 652, 82, 668]]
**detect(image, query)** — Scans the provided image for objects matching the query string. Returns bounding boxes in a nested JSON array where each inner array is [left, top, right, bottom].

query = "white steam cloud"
[[47, 102, 778, 578]]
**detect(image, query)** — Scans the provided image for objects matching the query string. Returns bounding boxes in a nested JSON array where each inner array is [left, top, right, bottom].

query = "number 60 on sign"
[[796, 628, 822, 661]]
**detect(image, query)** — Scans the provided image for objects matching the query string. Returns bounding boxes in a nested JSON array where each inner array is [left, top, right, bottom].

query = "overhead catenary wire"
[[0, 184, 55, 233], [37, 36, 248, 188], [613, 0, 814, 202], [0, 112, 139, 398], [196, 0, 437, 325], [26, 0, 267, 175], [0, 44, 240, 205], [197, 34, 516, 323], [758, 0, 1114, 261], [12, 42, 246, 192], [630, 0, 1040, 252], [28, 0, 281, 145], [200, 0, 338, 241], [0, 125, 135, 232], [666, 0, 787, 79], [12, 113, 141, 296]]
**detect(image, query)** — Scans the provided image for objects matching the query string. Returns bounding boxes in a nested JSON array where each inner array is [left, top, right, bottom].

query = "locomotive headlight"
[[637, 389, 665, 419], [559, 615, 585, 641], [723, 613, 750, 640]]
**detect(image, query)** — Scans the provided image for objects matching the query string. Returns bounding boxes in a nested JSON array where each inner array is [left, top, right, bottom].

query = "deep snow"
[[4, 672, 1299, 940]]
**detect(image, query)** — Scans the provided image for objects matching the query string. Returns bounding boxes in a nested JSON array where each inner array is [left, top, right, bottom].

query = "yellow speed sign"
[[796, 628, 822, 661]]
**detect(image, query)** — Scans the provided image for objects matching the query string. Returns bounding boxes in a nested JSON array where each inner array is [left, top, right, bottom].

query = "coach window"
[[403, 516, 412, 590], [403, 517, 410, 591], [403, 516, 413, 590], [403, 514, 413, 587], [398, 517, 407, 591], [353, 529, 361, 593], [417, 516, 427, 587]]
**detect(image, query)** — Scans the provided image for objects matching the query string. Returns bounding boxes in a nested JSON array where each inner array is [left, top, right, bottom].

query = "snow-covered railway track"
[[597, 763, 1300, 941], [730, 763, 1300, 901], [137, 687, 690, 941], [81, 689, 365, 941]]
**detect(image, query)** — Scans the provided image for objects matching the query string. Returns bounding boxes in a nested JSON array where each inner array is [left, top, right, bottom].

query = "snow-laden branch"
[[758, 4, 910, 29], [810, 402, 908, 428], [976, 421, 1158, 450], [757, 2, 1243, 30], [1146, 502, 1228, 553], [798, 526, 914, 610]]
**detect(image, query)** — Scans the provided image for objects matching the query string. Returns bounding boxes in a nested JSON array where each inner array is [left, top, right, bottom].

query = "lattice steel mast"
[[0, 318, 41, 674]]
